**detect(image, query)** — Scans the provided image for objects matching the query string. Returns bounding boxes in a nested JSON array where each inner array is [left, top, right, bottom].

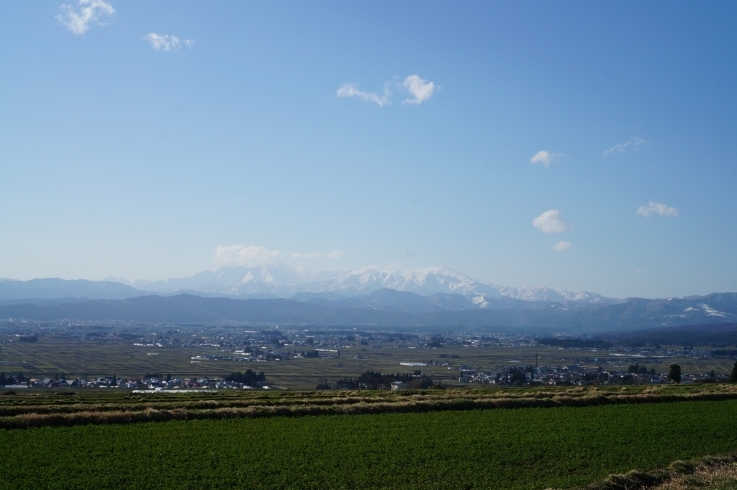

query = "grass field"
[[2, 399, 737, 489], [1, 334, 734, 389]]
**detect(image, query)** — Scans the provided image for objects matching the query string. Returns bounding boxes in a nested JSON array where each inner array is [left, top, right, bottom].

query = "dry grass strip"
[[3, 390, 737, 430], [2, 385, 735, 418], [653, 461, 737, 489], [552, 453, 737, 489]]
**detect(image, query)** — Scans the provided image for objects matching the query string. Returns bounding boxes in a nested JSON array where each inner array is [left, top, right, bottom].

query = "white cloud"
[[553, 241, 572, 251], [533, 210, 573, 234], [290, 250, 343, 259], [636, 202, 679, 218], [401, 75, 437, 105], [603, 137, 647, 156], [530, 150, 567, 167], [143, 33, 195, 51], [336, 83, 391, 107], [336, 75, 437, 107], [57, 0, 115, 35], [215, 245, 279, 265]]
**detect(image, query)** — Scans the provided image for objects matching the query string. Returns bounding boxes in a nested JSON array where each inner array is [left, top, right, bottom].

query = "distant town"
[[2, 318, 735, 390]]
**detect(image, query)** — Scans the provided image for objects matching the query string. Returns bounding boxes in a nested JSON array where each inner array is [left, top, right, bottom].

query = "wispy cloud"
[[336, 83, 391, 107], [336, 74, 438, 107], [214, 245, 343, 264], [57, 0, 115, 35], [533, 210, 573, 233], [143, 33, 195, 51], [401, 75, 437, 105], [215, 245, 279, 265], [290, 250, 343, 259], [530, 150, 567, 167], [604, 137, 647, 156], [636, 202, 679, 217], [553, 241, 572, 251]]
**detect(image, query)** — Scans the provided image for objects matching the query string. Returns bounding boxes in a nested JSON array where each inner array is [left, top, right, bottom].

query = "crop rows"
[[1, 384, 737, 429], [3, 400, 737, 489]]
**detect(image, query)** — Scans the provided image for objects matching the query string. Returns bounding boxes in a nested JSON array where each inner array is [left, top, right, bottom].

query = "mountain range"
[[1, 292, 736, 332], [2, 264, 736, 331], [119, 264, 616, 306], [0, 264, 616, 308]]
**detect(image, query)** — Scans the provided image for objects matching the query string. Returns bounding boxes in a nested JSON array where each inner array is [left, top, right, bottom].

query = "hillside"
[[2, 292, 737, 332]]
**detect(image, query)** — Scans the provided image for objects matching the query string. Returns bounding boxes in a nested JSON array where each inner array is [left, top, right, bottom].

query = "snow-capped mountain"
[[127, 263, 330, 297], [5, 271, 737, 331], [491, 285, 613, 304], [120, 264, 618, 306], [299, 266, 487, 297]]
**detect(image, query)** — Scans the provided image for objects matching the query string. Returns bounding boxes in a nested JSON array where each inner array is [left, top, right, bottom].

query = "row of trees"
[[298, 350, 342, 358], [667, 362, 737, 383], [0, 372, 26, 385], [628, 363, 656, 375], [538, 338, 612, 349], [325, 370, 435, 390], [224, 370, 266, 385]]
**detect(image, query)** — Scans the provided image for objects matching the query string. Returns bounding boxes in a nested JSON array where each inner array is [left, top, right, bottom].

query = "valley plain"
[[1, 326, 736, 389], [4, 272, 737, 490]]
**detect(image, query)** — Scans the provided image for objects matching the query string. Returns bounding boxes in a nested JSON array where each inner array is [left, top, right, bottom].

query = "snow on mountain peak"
[[123, 263, 617, 305]]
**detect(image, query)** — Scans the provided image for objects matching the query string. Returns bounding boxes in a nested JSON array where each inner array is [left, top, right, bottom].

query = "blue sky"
[[1, 1, 736, 298]]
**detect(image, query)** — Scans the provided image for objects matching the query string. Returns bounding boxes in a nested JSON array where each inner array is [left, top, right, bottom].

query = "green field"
[[3, 399, 737, 489]]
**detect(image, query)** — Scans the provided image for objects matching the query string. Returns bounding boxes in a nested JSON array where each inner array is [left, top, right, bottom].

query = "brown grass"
[[556, 454, 737, 490], [3, 387, 737, 429], [653, 462, 737, 489]]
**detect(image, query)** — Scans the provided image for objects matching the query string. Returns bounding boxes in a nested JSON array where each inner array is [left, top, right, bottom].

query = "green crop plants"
[[3, 399, 737, 489]]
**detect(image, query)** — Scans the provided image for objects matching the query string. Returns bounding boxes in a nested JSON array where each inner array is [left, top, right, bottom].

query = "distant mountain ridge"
[[119, 264, 618, 307], [0, 278, 145, 301], [2, 292, 737, 332], [4, 266, 735, 331], [293, 289, 550, 314], [3, 265, 736, 331]]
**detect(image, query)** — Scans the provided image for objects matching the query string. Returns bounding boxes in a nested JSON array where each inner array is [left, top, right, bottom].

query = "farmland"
[[4, 323, 737, 488], [1, 328, 735, 389], [3, 398, 737, 489], [1, 383, 737, 429]]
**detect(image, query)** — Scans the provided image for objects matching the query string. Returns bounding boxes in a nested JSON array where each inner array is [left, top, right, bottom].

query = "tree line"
[[224, 370, 266, 385], [321, 370, 435, 390]]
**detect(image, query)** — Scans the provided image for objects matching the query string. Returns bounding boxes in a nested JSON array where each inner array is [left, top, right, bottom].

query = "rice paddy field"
[[3, 388, 737, 489], [1, 333, 734, 389]]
